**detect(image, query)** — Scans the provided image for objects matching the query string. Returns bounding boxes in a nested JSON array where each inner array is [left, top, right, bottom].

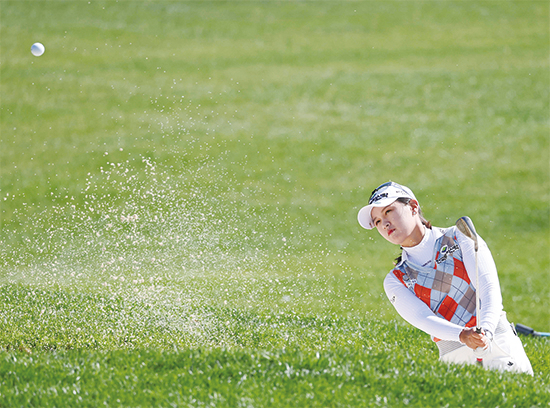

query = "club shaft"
[[457, 217, 482, 333], [475, 249, 481, 333]]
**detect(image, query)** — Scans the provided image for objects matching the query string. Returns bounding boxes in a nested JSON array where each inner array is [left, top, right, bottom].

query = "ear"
[[409, 200, 420, 214]]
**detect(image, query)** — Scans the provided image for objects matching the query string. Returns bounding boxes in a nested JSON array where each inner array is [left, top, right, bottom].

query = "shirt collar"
[[401, 226, 441, 266]]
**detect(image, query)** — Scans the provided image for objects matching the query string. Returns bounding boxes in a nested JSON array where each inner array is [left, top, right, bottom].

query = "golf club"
[[515, 323, 550, 338], [456, 216, 485, 364]]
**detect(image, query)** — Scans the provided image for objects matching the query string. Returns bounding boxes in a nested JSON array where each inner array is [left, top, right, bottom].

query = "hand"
[[459, 327, 490, 350]]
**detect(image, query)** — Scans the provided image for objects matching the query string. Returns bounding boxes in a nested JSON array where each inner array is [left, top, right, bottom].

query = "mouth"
[[388, 228, 395, 237]]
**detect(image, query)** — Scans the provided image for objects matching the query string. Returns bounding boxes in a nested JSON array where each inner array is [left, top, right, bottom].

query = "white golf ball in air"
[[31, 42, 45, 57]]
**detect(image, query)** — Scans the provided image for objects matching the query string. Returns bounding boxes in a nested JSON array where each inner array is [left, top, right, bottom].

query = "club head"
[[456, 216, 478, 251]]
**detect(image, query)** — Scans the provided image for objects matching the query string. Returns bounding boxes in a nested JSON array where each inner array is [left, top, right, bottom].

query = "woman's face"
[[370, 200, 424, 247]]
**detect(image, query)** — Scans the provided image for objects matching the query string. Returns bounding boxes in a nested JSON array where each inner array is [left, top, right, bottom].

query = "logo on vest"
[[436, 244, 459, 264]]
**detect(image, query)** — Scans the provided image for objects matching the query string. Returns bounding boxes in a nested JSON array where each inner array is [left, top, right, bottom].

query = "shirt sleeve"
[[384, 272, 464, 342], [455, 229, 503, 336]]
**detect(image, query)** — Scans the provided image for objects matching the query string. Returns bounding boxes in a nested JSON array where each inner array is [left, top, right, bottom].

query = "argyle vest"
[[391, 227, 477, 338]]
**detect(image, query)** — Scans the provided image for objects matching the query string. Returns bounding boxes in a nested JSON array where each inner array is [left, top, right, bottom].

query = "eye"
[[385, 209, 391, 215]]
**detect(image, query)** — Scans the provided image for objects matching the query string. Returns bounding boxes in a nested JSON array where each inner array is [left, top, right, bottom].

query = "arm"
[[455, 229, 503, 337], [384, 273, 464, 342]]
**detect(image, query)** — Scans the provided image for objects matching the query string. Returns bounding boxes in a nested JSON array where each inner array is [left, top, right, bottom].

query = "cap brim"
[[357, 198, 398, 230]]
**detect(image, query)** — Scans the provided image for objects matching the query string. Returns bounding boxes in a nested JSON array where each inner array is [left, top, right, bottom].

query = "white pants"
[[437, 312, 534, 375]]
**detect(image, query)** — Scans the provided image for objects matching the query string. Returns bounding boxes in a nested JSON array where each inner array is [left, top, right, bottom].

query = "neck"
[[401, 224, 426, 248]]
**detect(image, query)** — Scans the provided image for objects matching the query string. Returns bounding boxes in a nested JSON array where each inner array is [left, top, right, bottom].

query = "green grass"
[[1, 1, 549, 407], [2, 338, 549, 408]]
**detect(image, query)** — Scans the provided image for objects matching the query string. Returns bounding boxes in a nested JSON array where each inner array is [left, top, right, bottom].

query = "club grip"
[[515, 323, 538, 337]]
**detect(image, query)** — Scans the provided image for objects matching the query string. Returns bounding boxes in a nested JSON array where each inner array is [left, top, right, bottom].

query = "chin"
[[387, 236, 401, 245]]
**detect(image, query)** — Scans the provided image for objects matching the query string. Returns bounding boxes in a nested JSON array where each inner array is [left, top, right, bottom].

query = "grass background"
[[1, 1, 549, 407]]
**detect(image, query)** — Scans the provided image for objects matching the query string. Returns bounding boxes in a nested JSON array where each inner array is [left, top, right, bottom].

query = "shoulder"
[[433, 226, 455, 237], [384, 266, 405, 288], [432, 226, 461, 246]]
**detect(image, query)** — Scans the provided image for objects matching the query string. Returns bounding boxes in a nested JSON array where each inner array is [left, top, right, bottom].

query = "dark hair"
[[393, 198, 431, 265]]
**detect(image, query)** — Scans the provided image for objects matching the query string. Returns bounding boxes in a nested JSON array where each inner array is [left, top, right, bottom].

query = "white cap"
[[357, 181, 417, 229]]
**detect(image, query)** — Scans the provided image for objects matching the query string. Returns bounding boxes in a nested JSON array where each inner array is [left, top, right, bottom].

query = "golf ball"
[[31, 42, 45, 57]]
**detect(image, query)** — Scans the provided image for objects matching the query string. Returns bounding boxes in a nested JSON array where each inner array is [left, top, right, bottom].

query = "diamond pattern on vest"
[[392, 227, 477, 328]]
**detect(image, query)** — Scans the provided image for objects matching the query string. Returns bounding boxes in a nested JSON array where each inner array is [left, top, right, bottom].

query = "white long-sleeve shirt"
[[383, 226, 503, 343]]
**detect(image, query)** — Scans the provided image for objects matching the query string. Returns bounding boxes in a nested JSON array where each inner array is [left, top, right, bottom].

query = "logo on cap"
[[369, 192, 388, 204]]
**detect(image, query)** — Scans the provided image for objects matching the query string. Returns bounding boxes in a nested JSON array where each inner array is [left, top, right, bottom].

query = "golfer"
[[358, 181, 533, 374]]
